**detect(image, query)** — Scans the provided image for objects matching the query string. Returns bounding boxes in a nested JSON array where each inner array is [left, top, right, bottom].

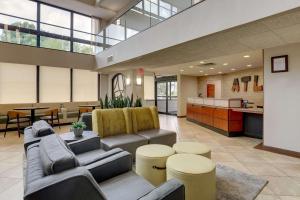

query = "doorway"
[[207, 84, 215, 98], [155, 76, 177, 115]]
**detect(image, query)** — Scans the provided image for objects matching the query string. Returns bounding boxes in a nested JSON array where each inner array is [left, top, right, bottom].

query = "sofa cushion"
[[76, 149, 106, 166], [32, 120, 55, 137], [99, 171, 155, 200], [100, 134, 148, 159], [39, 135, 79, 175], [132, 107, 160, 132], [92, 109, 128, 138], [24, 127, 42, 152], [138, 129, 177, 147], [26, 144, 44, 185]]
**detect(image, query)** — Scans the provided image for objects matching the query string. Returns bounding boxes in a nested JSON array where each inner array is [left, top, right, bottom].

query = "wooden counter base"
[[187, 103, 243, 137]]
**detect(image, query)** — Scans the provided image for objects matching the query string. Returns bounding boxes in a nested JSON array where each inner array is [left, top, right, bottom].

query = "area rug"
[[216, 164, 268, 200]]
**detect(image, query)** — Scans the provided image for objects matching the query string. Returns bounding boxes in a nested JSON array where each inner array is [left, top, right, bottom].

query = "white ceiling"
[[152, 50, 263, 76], [99, 7, 300, 75]]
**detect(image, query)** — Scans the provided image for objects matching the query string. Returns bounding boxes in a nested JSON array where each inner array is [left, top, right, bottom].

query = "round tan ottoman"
[[173, 142, 211, 158], [167, 154, 216, 200], [136, 144, 175, 186]]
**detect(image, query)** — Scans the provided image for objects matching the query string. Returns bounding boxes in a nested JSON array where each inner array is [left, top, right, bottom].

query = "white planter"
[[72, 128, 83, 137]]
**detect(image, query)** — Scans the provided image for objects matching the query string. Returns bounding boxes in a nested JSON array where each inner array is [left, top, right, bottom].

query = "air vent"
[[199, 62, 216, 67], [107, 55, 113, 62]]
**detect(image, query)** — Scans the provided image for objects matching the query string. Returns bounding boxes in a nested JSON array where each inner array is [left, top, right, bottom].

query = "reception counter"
[[186, 98, 243, 136], [233, 108, 263, 139]]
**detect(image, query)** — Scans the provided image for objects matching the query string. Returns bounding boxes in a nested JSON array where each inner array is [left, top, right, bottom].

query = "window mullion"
[[70, 12, 74, 52], [37, 2, 40, 47]]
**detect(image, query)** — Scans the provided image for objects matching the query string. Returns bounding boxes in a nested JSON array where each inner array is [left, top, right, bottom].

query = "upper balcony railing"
[[100, 0, 205, 50], [0, 0, 204, 55]]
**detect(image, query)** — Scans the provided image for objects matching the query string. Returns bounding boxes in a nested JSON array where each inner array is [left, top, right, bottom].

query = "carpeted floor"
[[217, 164, 268, 200]]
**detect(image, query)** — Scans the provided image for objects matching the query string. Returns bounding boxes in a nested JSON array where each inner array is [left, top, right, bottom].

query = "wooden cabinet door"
[[207, 84, 215, 98]]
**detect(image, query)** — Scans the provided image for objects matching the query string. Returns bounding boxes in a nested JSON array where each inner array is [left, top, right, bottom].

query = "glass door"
[[155, 76, 177, 115]]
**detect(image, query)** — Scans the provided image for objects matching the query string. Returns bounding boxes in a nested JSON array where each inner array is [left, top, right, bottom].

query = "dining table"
[[79, 105, 101, 110], [14, 106, 49, 123]]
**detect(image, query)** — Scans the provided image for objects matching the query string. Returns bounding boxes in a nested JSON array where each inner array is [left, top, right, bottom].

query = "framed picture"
[[271, 55, 288, 73]]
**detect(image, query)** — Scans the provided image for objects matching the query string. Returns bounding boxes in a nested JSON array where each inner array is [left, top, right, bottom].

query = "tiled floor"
[[0, 115, 300, 200]]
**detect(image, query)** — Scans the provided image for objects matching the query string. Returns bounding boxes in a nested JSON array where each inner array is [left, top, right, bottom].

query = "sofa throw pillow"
[[32, 120, 55, 137]]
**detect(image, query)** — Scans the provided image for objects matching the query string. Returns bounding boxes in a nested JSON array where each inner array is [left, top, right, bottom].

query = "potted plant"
[[71, 121, 86, 137]]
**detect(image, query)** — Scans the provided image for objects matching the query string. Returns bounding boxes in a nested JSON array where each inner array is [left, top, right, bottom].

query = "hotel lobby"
[[0, 0, 300, 200]]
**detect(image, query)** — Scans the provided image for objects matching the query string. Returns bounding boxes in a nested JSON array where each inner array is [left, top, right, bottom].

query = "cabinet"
[[186, 103, 243, 136]]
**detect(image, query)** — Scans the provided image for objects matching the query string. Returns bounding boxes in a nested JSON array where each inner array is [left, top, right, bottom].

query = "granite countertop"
[[232, 108, 264, 114]]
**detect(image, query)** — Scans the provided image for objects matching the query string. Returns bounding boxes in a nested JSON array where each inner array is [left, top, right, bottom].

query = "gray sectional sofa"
[[24, 134, 185, 200]]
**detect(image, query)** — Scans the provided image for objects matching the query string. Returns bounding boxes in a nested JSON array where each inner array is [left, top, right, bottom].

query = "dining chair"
[[40, 108, 61, 128], [78, 108, 92, 120], [5, 111, 31, 138]]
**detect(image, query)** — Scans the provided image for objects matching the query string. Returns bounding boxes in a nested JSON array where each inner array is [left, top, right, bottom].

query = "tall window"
[[0, 0, 37, 21], [73, 69, 98, 102], [73, 13, 102, 54], [0, 63, 36, 104], [40, 4, 71, 51], [39, 66, 70, 103], [0, 0, 37, 46]]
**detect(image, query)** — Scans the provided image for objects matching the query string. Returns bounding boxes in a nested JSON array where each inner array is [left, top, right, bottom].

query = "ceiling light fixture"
[[218, 72, 223, 74], [180, 69, 184, 72], [126, 77, 131, 85], [199, 70, 203, 73], [247, 64, 252, 67], [200, 61, 205, 64], [209, 67, 215, 70], [243, 55, 250, 58], [223, 63, 228, 66], [136, 77, 142, 86], [189, 66, 194, 68], [204, 74, 208, 76], [231, 68, 236, 71]]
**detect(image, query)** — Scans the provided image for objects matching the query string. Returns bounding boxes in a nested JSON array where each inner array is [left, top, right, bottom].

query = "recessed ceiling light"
[[209, 67, 215, 70], [199, 70, 204, 73], [247, 64, 252, 67], [200, 61, 205, 64], [180, 69, 184, 72], [231, 68, 236, 71], [243, 55, 250, 58], [189, 66, 194, 68], [223, 63, 228, 66], [204, 74, 208, 76], [218, 72, 223, 74]]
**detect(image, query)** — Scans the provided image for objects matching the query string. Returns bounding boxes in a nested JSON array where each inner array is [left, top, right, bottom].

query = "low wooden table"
[[60, 131, 98, 143]]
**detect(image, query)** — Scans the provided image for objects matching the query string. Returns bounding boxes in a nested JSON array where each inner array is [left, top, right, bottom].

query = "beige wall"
[[264, 43, 300, 152], [0, 42, 96, 69], [198, 67, 264, 106], [177, 75, 198, 117]]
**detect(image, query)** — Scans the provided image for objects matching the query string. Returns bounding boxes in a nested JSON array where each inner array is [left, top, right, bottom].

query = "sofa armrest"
[[139, 179, 185, 200], [24, 167, 105, 200], [68, 136, 101, 155], [85, 151, 132, 182]]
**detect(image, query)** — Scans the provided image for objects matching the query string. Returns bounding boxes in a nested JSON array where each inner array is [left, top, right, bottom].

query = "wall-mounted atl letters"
[[232, 75, 263, 93]]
